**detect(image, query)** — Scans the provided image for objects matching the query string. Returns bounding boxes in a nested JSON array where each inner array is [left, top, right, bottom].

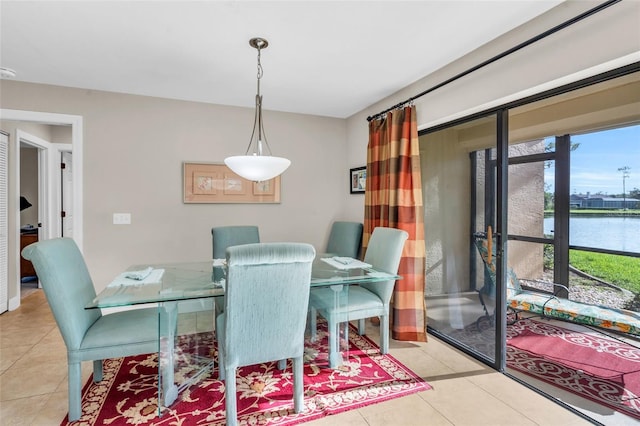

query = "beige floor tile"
[[0, 345, 31, 374], [468, 371, 592, 425], [0, 326, 51, 349], [0, 312, 54, 332], [30, 389, 69, 425], [390, 346, 453, 380], [0, 361, 67, 401], [305, 408, 369, 425], [358, 392, 453, 426], [420, 376, 537, 426], [38, 327, 64, 347], [10, 339, 67, 372], [420, 341, 492, 377], [0, 394, 50, 426]]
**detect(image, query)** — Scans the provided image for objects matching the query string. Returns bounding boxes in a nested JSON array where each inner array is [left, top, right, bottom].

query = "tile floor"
[[0, 290, 598, 425]]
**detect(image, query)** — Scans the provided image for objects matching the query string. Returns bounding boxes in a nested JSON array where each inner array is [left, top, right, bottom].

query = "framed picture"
[[183, 162, 281, 203], [350, 166, 366, 194], [253, 179, 275, 195]]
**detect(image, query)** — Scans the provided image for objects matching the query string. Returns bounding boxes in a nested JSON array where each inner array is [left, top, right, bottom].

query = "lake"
[[544, 216, 640, 253]]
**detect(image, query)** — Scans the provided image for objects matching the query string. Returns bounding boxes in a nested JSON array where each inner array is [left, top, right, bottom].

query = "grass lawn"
[[569, 250, 640, 294]]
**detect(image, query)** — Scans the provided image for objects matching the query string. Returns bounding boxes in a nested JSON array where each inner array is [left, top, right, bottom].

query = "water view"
[[544, 216, 640, 253]]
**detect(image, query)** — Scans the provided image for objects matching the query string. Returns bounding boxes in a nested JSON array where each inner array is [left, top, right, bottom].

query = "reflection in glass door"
[[422, 114, 503, 364]]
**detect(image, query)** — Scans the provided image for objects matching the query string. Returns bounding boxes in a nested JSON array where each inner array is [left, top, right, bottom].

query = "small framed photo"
[[192, 171, 218, 195], [350, 166, 366, 194], [223, 173, 246, 195]]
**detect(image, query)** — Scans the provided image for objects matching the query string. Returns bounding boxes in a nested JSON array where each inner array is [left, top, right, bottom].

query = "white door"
[[61, 151, 73, 238], [0, 131, 8, 314]]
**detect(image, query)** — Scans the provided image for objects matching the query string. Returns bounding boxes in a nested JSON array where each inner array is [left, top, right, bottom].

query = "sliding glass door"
[[422, 68, 639, 423], [422, 113, 507, 366]]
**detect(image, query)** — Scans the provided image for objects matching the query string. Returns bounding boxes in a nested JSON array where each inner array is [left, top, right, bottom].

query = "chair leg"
[[277, 359, 287, 370], [68, 361, 82, 421], [92, 359, 103, 382], [224, 366, 238, 426], [380, 314, 389, 354], [218, 348, 225, 380], [309, 307, 317, 342], [216, 314, 225, 380], [293, 356, 304, 413], [358, 319, 366, 335]]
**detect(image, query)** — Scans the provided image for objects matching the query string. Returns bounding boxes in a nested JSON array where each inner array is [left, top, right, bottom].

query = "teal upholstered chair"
[[325, 221, 363, 259], [211, 225, 260, 313], [216, 242, 315, 426], [21, 238, 159, 422], [309, 227, 407, 368], [212, 225, 260, 260]]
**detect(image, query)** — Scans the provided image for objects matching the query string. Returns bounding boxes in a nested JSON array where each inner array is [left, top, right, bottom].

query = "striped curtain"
[[364, 106, 427, 342]]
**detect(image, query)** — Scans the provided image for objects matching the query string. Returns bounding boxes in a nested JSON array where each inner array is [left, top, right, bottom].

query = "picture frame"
[[183, 162, 281, 203], [350, 166, 366, 194]]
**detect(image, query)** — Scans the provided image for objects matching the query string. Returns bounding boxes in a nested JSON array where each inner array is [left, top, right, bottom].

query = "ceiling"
[[0, 1, 564, 118]]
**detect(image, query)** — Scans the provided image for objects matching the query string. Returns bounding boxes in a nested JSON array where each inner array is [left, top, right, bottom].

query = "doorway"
[[17, 130, 73, 299], [0, 109, 83, 312]]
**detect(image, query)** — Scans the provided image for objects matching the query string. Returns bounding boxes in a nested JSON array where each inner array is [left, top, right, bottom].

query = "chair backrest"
[[360, 227, 408, 304], [472, 232, 522, 298], [325, 221, 363, 259], [21, 238, 101, 351], [223, 242, 315, 367], [211, 225, 260, 259]]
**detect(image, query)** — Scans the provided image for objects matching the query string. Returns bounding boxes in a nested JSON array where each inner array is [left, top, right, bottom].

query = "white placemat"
[[321, 257, 372, 270], [108, 268, 165, 287]]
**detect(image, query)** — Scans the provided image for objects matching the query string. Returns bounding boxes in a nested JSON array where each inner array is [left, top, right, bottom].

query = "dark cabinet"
[[20, 232, 38, 278]]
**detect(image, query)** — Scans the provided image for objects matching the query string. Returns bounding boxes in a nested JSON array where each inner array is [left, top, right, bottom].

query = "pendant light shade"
[[224, 155, 290, 182], [224, 37, 291, 182]]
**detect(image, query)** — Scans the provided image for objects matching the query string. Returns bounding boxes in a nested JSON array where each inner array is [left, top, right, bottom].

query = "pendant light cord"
[[246, 39, 271, 156]]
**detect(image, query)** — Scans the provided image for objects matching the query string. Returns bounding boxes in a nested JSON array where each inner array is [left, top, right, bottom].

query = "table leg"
[[159, 302, 179, 411], [327, 285, 349, 369], [158, 300, 216, 415]]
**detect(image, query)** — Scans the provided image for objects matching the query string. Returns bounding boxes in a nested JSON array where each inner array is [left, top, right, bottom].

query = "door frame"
[[1, 109, 83, 311]]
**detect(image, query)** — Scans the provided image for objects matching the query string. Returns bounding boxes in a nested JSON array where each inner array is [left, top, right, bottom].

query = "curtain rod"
[[366, 0, 621, 122]]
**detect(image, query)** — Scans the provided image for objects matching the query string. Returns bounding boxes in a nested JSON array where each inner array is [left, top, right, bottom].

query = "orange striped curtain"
[[364, 106, 427, 342]]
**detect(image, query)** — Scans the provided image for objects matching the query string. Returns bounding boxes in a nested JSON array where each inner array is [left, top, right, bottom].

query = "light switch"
[[113, 213, 131, 225]]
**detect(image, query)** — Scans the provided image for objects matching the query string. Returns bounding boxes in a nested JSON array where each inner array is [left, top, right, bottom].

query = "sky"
[[544, 124, 640, 196]]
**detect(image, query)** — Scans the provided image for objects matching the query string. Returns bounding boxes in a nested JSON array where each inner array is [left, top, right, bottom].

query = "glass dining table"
[[85, 254, 399, 415]]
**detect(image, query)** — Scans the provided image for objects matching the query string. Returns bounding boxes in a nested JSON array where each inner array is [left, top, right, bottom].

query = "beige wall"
[[0, 83, 347, 294]]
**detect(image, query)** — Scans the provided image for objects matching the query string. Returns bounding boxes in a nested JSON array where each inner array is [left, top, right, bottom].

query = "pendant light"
[[224, 38, 291, 182]]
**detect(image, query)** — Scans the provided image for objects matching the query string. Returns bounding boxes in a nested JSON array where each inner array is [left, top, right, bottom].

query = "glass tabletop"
[[86, 255, 399, 309]]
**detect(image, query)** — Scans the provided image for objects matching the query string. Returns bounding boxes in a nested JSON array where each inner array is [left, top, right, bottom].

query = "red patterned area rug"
[[61, 320, 431, 425], [507, 318, 640, 420]]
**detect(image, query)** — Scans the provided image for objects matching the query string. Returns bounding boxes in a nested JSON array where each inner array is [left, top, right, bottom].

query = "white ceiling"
[[0, 1, 564, 118]]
